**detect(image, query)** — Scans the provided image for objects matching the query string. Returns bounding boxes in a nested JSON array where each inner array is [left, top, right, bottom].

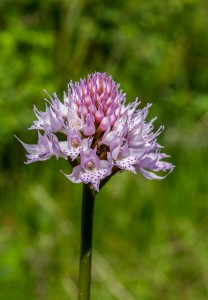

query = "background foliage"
[[0, 0, 208, 299]]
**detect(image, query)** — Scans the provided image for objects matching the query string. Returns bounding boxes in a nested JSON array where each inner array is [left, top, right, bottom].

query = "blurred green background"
[[0, 0, 208, 299]]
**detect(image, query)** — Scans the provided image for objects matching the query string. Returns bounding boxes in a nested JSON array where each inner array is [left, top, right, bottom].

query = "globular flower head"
[[17, 72, 174, 191]]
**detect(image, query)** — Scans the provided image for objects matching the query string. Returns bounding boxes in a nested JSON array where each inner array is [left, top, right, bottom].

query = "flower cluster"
[[17, 72, 174, 191]]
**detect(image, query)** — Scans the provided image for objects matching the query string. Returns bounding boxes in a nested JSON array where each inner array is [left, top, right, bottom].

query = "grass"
[[0, 147, 208, 299]]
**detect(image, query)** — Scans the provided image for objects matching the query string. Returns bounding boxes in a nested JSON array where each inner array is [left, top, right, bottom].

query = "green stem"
[[78, 184, 96, 300]]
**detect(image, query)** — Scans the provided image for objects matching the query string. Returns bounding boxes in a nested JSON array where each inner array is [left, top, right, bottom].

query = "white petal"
[[138, 168, 169, 180], [61, 166, 82, 183]]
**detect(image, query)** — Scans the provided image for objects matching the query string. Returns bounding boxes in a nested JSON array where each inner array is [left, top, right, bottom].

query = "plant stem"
[[78, 184, 96, 300]]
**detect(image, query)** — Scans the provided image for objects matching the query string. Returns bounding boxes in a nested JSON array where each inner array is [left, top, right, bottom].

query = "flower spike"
[[17, 72, 174, 191]]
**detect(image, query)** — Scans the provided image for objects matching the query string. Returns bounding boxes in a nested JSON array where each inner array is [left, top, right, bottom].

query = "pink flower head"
[[17, 72, 174, 191]]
